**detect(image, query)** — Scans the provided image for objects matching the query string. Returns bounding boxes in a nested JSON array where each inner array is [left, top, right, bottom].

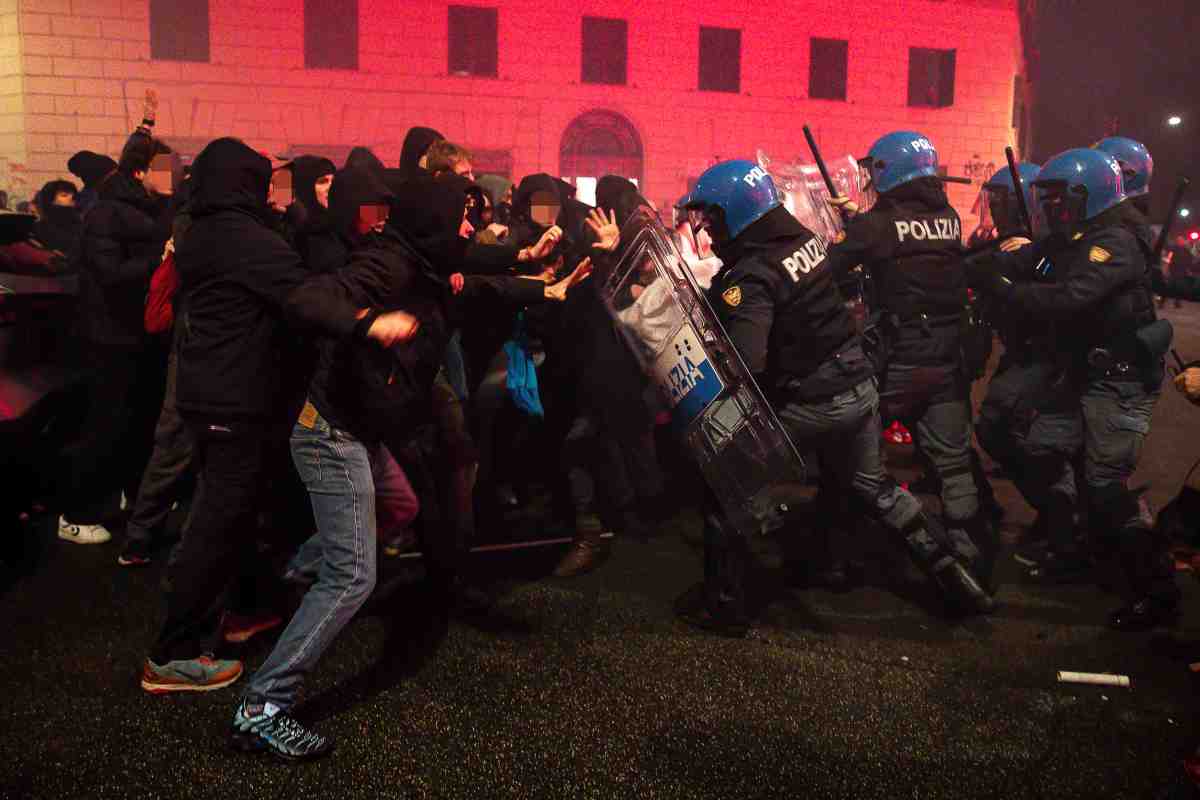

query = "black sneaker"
[[230, 700, 334, 761]]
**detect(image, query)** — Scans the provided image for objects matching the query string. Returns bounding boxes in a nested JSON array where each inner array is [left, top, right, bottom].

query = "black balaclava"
[[388, 172, 473, 274], [398, 127, 445, 182], [327, 165, 396, 248], [32, 179, 82, 254], [344, 147, 386, 178]]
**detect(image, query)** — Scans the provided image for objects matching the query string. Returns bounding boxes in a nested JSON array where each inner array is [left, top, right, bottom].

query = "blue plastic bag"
[[503, 315, 544, 418]]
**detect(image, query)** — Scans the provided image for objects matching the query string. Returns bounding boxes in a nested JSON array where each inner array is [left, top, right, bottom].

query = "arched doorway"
[[559, 110, 644, 205]]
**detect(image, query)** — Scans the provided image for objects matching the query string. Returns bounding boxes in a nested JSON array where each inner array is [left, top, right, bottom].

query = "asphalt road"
[[4, 304, 1200, 799]]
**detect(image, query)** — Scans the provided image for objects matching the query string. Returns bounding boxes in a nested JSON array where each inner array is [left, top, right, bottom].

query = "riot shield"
[[757, 150, 873, 244], [599, 215, 806, 538]]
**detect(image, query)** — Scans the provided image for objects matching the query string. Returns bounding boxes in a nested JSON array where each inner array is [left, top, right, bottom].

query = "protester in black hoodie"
[[398, 126, 444, 182], [56, 122, 172, 546], [522, 176, 663, 577], [142, 137, 417, 699], [67, 150, 117, 217], [285, 155, 340, 273], [31, 180, 82, 260], [231, 165, 424, 761]]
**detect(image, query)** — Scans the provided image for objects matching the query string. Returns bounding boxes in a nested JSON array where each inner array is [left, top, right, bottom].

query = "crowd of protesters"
[[5, 89, 1200, 765]]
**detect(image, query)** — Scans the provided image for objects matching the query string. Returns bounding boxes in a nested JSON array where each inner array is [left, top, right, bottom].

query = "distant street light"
[[1168, 115, 1183, 127], [1181, 208, 1192, 218]]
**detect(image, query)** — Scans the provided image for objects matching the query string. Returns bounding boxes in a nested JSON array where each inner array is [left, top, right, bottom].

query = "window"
[[559, 110, 643, 186], [448, 6, 498, 77], [304, 0, 358, 70], [150, 0, 209, 62], [581, 17, 627, 86], [699, 27, 740, 93], [907, 47, 955, 107], [809, 38, 848, 101]]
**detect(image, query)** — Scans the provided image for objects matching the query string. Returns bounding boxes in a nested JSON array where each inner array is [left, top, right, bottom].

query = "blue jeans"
[[243, 410, 414, 711]]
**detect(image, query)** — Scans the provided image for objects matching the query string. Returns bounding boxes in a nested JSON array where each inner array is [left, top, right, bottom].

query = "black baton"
[[1154, 176, 1191, 265], [1005, 146, 1034, 237], [802, 124, 850, 222]]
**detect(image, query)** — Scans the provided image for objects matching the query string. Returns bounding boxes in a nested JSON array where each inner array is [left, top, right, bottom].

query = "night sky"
[[1031, 0, 1200, 223]]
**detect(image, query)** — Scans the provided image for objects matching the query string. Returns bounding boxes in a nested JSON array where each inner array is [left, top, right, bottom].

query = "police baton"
[[1004, 146, 1034, 237], [802, 124, 850, 222], [1154, 176, 1191, 265]]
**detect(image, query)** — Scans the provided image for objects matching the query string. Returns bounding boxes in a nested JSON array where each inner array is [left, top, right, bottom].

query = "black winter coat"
[[175, 138, 362, 423], [76, 172, 168, 346]]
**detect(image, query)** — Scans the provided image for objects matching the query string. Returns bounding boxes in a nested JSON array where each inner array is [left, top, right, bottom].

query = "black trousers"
[[151, 419, 277, 663], [61, 340, 166, 523], [126, 341, 194, 545]]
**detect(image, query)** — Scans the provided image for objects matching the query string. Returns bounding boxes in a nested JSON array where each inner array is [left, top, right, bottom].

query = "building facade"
[[1, 0, 1030, 225]]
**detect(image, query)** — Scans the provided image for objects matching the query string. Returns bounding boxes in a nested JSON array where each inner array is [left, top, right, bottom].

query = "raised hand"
[[586, 208, 620, 252]]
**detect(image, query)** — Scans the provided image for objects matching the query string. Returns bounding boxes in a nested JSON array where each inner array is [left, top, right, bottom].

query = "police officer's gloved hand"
[[827, 196, 859, 217]]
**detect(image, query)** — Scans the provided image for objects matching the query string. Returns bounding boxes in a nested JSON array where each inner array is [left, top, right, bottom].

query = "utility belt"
[[889, 310, 963, 340], [775, 340, 872, 402], [1083, 318, 1172, 387]]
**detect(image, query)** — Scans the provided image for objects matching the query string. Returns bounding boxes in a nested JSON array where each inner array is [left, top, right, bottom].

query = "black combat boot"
[[901, 514, 996, 615]]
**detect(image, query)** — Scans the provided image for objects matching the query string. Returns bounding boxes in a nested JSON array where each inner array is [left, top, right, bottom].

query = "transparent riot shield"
[[757, 150, 873, 244], [599, 214, 806, 538]]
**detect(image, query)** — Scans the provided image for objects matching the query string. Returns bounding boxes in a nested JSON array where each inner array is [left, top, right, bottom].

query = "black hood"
[[595, 175, 651, 229], [876, 176, 949, 212], [511, 173, 569, 231], [388, 173, 472, 272], [67, 151, 116, 189], [188, 137, 272, 218], [344, 147, 385, 177], [398, 127, 444, 181], [328, 165, 395, 244], [290, 155, 336, 225]]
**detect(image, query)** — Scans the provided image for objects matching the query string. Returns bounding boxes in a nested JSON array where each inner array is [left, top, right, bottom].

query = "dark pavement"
[[5, 304, 1200, 799]]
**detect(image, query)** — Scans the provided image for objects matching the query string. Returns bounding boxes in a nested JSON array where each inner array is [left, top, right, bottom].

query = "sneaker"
[[230, 700, 334, 761], [222, 611, 283, 644], [58, 517, 112, 545], [141, 655, 243, 694], [117, 540, 152, 567]]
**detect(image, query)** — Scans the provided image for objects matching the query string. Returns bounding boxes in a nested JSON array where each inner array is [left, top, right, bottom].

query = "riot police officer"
[[970, 163, 1088, 580], [971, 148, 1180, 630], [675, 159, 994, 637], [825, 132, 995, 583]]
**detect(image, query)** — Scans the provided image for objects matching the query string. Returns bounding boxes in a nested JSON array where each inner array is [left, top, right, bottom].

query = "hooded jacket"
[[175, 137, 363, 423], [284, 155, 340, 273], [398, 127, 444, 182], [68, 151, 118, 217], [344, 146, 386, 177], [76, 167, 169, 346]]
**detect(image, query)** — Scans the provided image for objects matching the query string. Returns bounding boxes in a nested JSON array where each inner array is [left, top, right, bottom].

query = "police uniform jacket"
[[826, 178, 966, 365], [985, 209, 1158, 380], [708, 207, 870, 400]]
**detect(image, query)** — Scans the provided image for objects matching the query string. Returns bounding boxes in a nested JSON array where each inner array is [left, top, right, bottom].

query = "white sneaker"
[[58, 517, 112, 544]]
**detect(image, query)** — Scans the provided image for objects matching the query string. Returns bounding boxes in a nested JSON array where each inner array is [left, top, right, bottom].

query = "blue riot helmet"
[[1032, 148, 1125, 233], [1093, 136, 1152, 198], [861, 131, 939, 194], [679, 159, 782, 243], [981, 162, 1040, 237]]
